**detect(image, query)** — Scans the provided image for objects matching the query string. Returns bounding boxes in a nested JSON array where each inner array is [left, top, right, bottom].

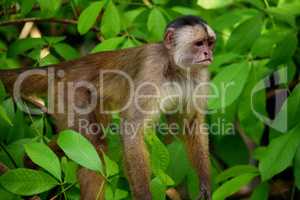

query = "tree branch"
[[0, 17, 100, 32]]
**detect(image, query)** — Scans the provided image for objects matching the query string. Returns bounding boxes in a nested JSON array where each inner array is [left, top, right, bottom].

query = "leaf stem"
[[49, 182, 76, 200]]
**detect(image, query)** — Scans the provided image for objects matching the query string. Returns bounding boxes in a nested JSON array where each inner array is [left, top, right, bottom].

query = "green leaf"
[[258, 123, 300, 181], [153, 0, 170, 5], [213, 134, 249, 166], [238, 65, 268, 143], [30, 118, 44, 136], [187, 169, 200, 200], [226, 16, 263, 53], [208, 62, 251, 110], [197, 0, 233, 9], [122, 38, 137, 48], [21, 0, 35, 16], [0, 105, 13, 126], [53, 43, 79, 60], [61, 157, 78, 184], [253, 147, 268, 161], [39, 54, 60, 66], [167, 140, 190, 185], [216, 165, 258, 183], [147, 8, 167, 41], [267, 2, 300, 16], [44, 36, 66, 45], [114, 188, 128, 200], [171, 6, 201, 16], [105, 184, 114, 200], [0, 168, 58, 196], [91, 37, 125, 53], [24, 142, 61, 181], [101, 1, 121, 38], [0, 81, 7, 102], [294, 146, 300, 189], [37, 0, 61, 17], [210, 52, 241, 70], [0, 186, 21, 200], [250, 183, 269, 200], [146, 133, 170, 173], [272, 84, 300, 131], [57, 130, 103, 173], [267, 32, 297, 68], [124, 8, 147, 29], [211, 9, 256, 32], [150, 177, 166, 200], [8, 38, 46, 57], [103, 153, 119, 178], [157, 170, 174, 186], [77, 1, 104, 35], [251, 35, 276, 58], [212, 173, 258, 200]]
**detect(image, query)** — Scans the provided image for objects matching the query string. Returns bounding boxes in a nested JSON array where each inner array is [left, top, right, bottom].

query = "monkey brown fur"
[[0, 15, 216, 200]]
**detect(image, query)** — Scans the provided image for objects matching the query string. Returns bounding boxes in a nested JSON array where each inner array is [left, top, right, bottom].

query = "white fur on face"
[[205, 24, 216, 40], [172, 24, 216, 69]]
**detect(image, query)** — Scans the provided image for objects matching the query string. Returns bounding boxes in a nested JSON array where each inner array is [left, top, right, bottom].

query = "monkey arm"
[[182, 112, 211, 200], [119, 74, 163, 200], [121, 117, 152, 200]]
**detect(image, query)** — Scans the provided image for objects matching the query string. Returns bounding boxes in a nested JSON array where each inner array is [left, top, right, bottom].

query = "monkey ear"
[[164, 28, 175, 49]]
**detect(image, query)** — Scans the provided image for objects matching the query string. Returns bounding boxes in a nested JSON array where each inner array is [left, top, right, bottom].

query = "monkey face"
[[165, 23, 216, 69]]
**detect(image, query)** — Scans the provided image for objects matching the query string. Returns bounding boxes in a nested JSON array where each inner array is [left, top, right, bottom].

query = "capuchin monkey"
[[0, 15, 216, 200]]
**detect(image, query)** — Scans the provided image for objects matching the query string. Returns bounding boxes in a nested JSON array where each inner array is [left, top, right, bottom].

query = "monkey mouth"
[[195, 58, 212, 64]]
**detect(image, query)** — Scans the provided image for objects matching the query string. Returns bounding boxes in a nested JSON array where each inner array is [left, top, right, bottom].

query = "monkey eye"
[[208, 40, 214, 47], [195, 40, 204, 47]]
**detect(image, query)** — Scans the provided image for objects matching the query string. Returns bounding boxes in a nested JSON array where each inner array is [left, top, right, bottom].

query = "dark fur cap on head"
[[166, 15, 207, 30]]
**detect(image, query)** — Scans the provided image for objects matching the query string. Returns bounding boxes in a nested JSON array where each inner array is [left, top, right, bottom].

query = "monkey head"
[[164, 15, 216, 69]]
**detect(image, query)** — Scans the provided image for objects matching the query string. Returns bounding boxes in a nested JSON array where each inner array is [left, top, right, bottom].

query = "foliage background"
[[0, 0, 300, 199]]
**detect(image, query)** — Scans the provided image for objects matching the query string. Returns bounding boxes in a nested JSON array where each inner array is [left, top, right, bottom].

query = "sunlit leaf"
[[216, 165, 258, 183], [146, 133, 170, 173], [24, 142, 61, 181], [147, 8, 166, 41], [212, 173, 258, 200], [208, 62, 251, 110], [101, 1, 121, 38], [197, 0, 233, 9], [91, 37, 125, 53], [226, 16, 263, 53], [114, 189, 128, 200], [57, 130, 103, 173], [78, 1, 103, 35]]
